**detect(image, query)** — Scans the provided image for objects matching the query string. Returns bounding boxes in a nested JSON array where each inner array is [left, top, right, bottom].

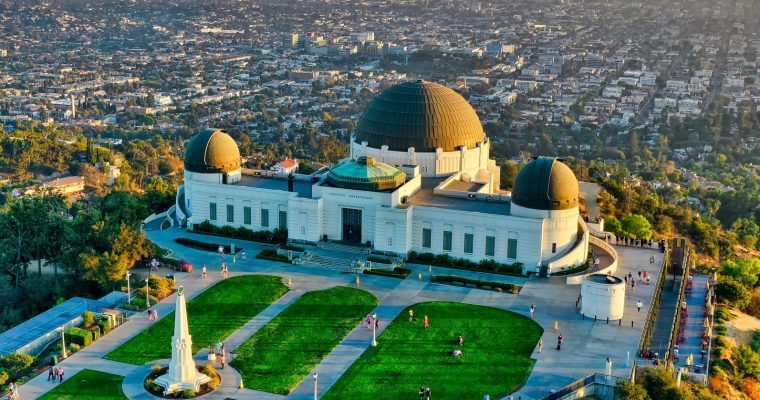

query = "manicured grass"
[[322, 302, 543, 400], [105, 275, 288, 365], [231, 286, 377, 394], [38, 369, 126, 400]]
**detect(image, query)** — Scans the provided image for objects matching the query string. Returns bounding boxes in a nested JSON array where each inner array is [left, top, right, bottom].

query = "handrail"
[[638, 243, 670, 355]]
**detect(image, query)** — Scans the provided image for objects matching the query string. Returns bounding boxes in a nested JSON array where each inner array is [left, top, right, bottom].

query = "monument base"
[[154, 371, 211, 395]]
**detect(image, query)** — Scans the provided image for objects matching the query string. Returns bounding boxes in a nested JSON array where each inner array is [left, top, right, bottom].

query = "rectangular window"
[[485, 236, 495, 257], [261, 209, 269, 228], [209, 202, 217, 221], [507, 238, 518, 259], [226, 204, 234, 223], [552, 243, 557, 253], [243, 207, 252, 225], [464, 233, 474, 254], [443, 231, 452, 251], [279, 211, 287, 230], [422, 228, 432, 248], [387, 236, 392, 247]]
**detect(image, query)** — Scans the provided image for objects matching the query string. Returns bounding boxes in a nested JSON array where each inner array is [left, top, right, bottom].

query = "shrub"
[[148, 276, 175, 300], [0, 353, 34, 376], [64, 327, 92, 347], [201, 363, 221, 390], [431, 274, 521, 294], [181, 388, 195, 398], [715, 307, 734, 322], [407, 251, 523, 276], [98, 318, 112, 335], [715, 277, 752, 309], [192, 220, 287, 244], [89, 327, 101, 341], [256, 249, 290, 262], [0, 369, 8, 386], [68, 343, 81, 354], [82, 311, 95, 328], [364, 267, 411, 279]]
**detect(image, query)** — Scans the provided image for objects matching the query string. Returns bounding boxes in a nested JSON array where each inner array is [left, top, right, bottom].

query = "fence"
[[541, 373, 628, 400], [665, 249, 692, 365], [637, 244, 670, 355]]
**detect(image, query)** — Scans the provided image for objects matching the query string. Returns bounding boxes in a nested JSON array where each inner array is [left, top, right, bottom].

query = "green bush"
[[256, 249, 290, 262], [148, 276, 175, 300], [98, 318, 112, 335], [90, 327, 101, 341], [431, 274, 521, 294], [753, 331, 760, 353], [82, 311, 95, 328], [68, 343, 81, 354], [181, 388, 195, 398], [174, 237, 242, 254], [65, 327, 92, 347], [364, 267, 411, 279], [192, 220, 288, 244], [715, 307, 734, 322], [715, 278, 752, 309], [407, 251, 523, 276], [0, 369, 8, 386], [0, 353, 35, 376], [201, 363, 221, 390]]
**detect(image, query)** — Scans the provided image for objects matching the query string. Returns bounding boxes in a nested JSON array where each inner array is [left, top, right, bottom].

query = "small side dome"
[[326, 156, 407, 191], [184, 129, 241, 173], [511, 157, 579, 211]]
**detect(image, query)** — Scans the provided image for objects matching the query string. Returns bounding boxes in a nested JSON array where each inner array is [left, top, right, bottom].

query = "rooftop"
[[402, 178, 511, 215], [236, 174, 313, 198]]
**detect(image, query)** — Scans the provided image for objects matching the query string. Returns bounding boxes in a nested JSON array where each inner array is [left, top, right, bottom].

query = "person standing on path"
[[47, 365, 55, 381], [409, 308, 414, 322], [557, 334, 563, 350], [483, 394, 490, 400], [58, 367, 64, 383], [202, 265, 207, 279], [631, 279, 636, 292], [220, 351, 226, 369], [423, 315, 429, 329], [529, 304, 535, 318], [153, 309, 158, 321], [636, 300, 643, 312], [538, 339, 543, 353], [366, 314, 371, 328], [148, 308, 154, 321], [375, 317, 380, 331]]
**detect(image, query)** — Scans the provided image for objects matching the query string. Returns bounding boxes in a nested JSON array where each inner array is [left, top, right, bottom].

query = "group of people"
[[147, 308, 159, 321], [221, 263, 229, 278], [208, 341, 227, 369], [406, 309, 429, 328], [612, 236, 656, 248], [6, 381, 19, 399], [46, 365, 65, 383], [418, 386, 431, 399]]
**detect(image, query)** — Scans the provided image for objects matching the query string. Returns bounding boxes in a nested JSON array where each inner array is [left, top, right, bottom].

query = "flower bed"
[[144, 364, 220, 399], [191, 220, 287, 245], [431, 274, 521, 294], [407, 252, 524, 276], [363, 267, 411, 279]]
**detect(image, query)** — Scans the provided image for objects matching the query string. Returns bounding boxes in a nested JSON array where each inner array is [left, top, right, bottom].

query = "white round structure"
[[581, 274, 625, 320]]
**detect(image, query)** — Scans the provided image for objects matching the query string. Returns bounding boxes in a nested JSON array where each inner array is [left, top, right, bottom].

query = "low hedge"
[[431, 274, 521, 294], [256, 249, 291, 262], [98, 318, 112, 335], [367, 255, 394, 264], [64, 327, 92, 347], [550, 264, 589, 276], [363, 267, 411, 279], [0, 353, 34, 376], [174, 237, 242, 254], [192, 220, 288, 245], [407, 251, 524, 276]]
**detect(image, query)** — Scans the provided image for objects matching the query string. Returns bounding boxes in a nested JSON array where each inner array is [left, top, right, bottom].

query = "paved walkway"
[[675, 274, 709, 373], [13, 225, 667, 400]]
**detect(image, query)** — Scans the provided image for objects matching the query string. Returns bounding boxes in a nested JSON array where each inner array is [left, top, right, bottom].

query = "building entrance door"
[[341, 208, 362, 243]]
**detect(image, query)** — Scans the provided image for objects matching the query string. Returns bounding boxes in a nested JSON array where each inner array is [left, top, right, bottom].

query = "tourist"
[[375, 317, 380, 330], [508, 394, 514, 400], [636, 301, 643, 312], [47, 365, 55, 381], [366, 314, 371, 328], [425, 387, 431, 399], [202, 265, 207, 279], [423, 315, 429, 329], [631, 279, 636, 292], [557, 334, 563, 350], [624, 275, 628, 285], [538, 339, 543, 353], [409, 308, 414, 321], [220, 351, 226, 369], [58, 367, 64, 382], [153, 309, 159, 321], [638, 270, 642, 279], [216, 341, 222, 353], [53, 366, 59, 381], [208, 346, 216, 362], [148, 308, 153, 321], [456, 335, 464, 346], [419, 386, 425, 400], [221, 342, 226, 354], [484, 394, 490, 400], [529, 303, 535, 318], [241, 250, 247, 261], [450, 349, 462, 357]]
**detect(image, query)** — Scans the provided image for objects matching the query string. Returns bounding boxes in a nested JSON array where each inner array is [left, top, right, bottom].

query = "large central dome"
[[356, 80, 486, 152], [184, 129, 241, 173]]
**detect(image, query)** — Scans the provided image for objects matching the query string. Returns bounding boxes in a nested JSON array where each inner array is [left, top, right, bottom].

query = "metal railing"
[[638, 244, 670, 355], [665, 250, 692, 366]]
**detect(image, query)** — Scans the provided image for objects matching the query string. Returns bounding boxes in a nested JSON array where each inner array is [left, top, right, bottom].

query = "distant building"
[[44, 176, 85, 195], [271, 159, 299, 175]]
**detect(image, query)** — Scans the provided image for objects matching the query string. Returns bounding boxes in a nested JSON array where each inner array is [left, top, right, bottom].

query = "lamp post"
[[59, 325, 66, 360], [371, 313, 378, 347], [126, 270, 131, 304], [312, 372, 318, 400], [145, 277, 150, 308]]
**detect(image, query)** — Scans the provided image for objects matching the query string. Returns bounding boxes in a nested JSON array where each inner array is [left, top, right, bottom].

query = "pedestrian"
[[366, 314, 371, 328], [638, 270, 642, 278], [375, 317, 380, 330], [631, 279, 636, 292], [153, 309, 159, 321], [148, 308, 153, 320], [221, 342, 225, 354], [202, 264, 207, 279], [557, 334, 563, 351], [624, 275, 628, 285], [208, 346, 216, 362], [47, 365, 55, 381], [636, 300, 643, 312], [409, 308, 414, 322], [419, 386, 425, 400], [241, 250, 247, 261], [538, 338, 543, 353], [484, 394, 490, 400], [529, 303, 535, 318], [58, 366, 64, 382], [425, 387, 431, 400], [423, 315, 429, 329], [220, 351, 226, 369], [53, 366, 59, 381], [508, 394, 514, 400]]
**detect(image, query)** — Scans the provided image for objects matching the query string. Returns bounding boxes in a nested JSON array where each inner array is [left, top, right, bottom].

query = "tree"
[[616, 380, 650, 400], [730, 218, 759, 249], [721, 259, 760, 289], [715, 277, 752, 309], [620, 214, 653, 239]]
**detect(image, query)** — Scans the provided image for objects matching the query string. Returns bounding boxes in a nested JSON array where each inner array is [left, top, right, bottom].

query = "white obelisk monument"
[[154, 286, 210, 395]]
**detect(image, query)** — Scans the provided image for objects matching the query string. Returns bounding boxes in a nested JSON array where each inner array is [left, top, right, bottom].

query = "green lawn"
[[39, 369, 126, 400], [231, 286, 377, 394], [105, 275, 288, 365], [322, 302, 543, 400]]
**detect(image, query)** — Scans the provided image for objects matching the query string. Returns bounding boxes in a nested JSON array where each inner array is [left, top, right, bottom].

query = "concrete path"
[[675, 274, 709, 372]]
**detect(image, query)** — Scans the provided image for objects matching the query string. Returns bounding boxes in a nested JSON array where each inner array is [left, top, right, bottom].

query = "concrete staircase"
[[302, 241, 368, 272], [306, 253, 353, 272], [320, 241, 369, 255]]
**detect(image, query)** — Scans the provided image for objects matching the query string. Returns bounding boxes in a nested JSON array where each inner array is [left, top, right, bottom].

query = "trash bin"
[[166, 274, 174, 280]]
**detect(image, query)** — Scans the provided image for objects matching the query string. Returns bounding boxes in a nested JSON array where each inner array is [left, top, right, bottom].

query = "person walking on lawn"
[[424, 315, 429, 329]]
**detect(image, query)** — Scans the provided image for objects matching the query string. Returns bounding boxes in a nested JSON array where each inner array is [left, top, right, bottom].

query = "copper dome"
[[184, 129, 241, 173], [511, 157, 579, 211]]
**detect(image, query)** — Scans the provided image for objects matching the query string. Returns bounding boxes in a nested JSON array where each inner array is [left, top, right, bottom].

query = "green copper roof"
[[184, 129, 241, 173], [356, 80, 486, 152], [511, 157, 579, 211], [326, 156, 407, 191]]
